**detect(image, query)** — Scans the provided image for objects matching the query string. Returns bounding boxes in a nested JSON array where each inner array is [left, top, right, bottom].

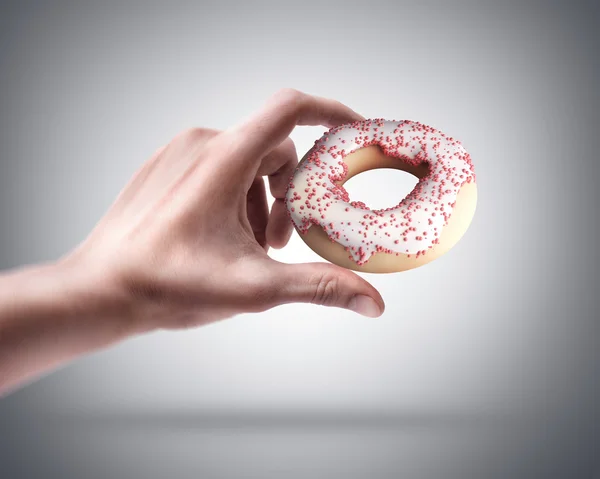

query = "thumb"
[[268, 261, 384, 317]]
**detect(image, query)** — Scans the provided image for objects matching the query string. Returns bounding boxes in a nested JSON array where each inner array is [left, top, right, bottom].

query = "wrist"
[[54, 253, 146, 339]]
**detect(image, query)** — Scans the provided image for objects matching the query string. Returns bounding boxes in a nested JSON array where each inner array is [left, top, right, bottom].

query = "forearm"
[[0, 259, 137, 395]]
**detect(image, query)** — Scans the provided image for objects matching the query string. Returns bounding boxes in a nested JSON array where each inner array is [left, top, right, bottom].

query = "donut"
[[284, 119, 477, 273]]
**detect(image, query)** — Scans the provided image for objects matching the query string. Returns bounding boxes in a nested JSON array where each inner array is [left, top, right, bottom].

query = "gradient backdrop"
[[0, 1, 598, 478]]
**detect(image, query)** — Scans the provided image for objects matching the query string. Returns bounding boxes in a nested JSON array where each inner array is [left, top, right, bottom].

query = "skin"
[[0, 89, 385, 396]]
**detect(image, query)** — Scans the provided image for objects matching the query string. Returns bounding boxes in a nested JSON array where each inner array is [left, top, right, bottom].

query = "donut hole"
[[342, 168, 419, 211], [337, 145, 430, 211]]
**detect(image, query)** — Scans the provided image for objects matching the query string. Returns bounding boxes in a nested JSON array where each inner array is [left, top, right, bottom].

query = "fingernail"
[[348, 295, 381, 318]]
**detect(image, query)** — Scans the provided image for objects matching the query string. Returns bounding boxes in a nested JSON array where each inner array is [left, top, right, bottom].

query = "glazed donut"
[[284, 119, 477, 273]]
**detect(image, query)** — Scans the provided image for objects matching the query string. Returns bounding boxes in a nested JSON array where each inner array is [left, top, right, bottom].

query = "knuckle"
[[310, 273, 339, 307], [272, 88, 304, 109], [179, 127, 205, 141], [281, 136, 296, 154], [266, 138, 297, 178], [176, 127, 218, 144]]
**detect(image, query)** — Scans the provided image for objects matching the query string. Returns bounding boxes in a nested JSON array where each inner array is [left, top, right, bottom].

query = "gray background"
[[0, 0, 598, 478]]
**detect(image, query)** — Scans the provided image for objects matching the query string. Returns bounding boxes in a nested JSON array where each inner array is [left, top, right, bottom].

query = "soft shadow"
[[41, 407, 499, 432]]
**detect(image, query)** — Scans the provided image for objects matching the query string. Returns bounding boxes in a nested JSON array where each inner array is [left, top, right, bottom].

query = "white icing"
[[285, 119, 476, 265]]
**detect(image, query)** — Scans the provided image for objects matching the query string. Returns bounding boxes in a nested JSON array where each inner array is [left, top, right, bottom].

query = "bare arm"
[[0, 261, 136, 394]]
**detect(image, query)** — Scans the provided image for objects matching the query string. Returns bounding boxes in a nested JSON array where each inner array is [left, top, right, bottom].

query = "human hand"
[[67, 89, 385, 332]]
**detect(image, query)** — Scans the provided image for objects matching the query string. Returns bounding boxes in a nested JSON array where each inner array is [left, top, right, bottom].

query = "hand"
[[0, 89, 386, 394], [67, 89, 385, 332]]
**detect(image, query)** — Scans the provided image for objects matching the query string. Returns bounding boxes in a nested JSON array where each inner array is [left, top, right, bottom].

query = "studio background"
[[0, 1, 598, 478]]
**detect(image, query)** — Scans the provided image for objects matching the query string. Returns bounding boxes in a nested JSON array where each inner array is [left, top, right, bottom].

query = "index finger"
[[223, 89, 365, 164]]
